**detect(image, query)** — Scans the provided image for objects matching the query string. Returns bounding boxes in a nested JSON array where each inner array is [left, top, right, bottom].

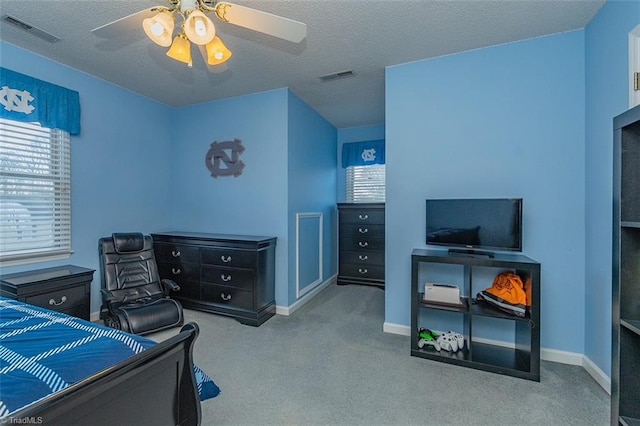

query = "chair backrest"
[[98, 233, 164, 303]]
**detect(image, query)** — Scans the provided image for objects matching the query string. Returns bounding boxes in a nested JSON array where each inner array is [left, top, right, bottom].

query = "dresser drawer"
[[201, 248, 256, 269], [339, 237, 385, 252], [157, 260, 199, 281], [339, 263, 385, 280], [201, 284, 253, 310], [156, 261, 200, 299], [201, 266, 254, 291], [172, 280, 201, 300], [339, 209, 384, 225], [25, 284, 86, 313], [340, 250, 385, 266], [339, 223, 384, 239], [154, 242, 200, 264]]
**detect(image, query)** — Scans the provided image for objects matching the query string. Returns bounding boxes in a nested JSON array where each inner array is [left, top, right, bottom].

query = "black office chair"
[[98, 232, 184, 335]]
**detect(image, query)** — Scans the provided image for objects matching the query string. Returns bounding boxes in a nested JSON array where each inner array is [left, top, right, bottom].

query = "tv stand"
[[447, 248, 495, 258], [411, 248, 540, 381]]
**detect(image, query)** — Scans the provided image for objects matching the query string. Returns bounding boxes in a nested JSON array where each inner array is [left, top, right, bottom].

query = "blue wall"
[[386, 31, 586, 353], [0, 42, 174, 312], [287, 91, 338, 304], [584, 0, 640, 376], [169, 89, 291, 305], [169, 88, 338, 307]]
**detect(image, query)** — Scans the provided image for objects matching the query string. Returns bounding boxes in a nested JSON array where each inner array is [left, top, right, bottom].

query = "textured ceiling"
[[0, 0, 606, 128]]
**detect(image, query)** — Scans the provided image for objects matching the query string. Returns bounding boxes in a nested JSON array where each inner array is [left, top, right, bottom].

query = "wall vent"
[[319, 70, 355, 82], [2, 15, 61, 43]]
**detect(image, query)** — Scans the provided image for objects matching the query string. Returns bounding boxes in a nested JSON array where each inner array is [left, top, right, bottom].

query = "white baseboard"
[[383, 321, 410, 335], [276, 274, 337, 316], [540, 346, 583, 365], [582, 354, 611, 394], [90, 311, 100, 322], [382, 322, 610, 393]]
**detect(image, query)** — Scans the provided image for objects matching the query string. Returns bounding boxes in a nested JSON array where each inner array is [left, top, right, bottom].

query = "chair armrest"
[[100, 288, 117, 301], [161, 279, 180, 293]]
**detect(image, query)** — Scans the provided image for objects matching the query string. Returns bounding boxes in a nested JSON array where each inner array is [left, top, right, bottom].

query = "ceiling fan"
[[92, 0, 307, 70]]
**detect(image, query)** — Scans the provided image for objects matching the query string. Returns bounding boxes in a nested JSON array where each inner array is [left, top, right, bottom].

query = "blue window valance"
[[342, 139, 385, 168], [0, 67, 81, 135]]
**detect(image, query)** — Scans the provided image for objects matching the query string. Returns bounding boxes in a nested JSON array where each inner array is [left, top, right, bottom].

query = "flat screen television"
[[425, 198, 523, 254]]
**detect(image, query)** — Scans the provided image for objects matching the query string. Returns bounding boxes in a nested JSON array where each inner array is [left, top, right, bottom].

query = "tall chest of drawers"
[[337, 203, 385, 288], [151, 232, 276, 327]]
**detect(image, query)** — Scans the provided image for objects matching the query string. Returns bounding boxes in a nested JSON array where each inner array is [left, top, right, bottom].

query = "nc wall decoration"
[[0, 86, 35, 114], [205, 138, 245, 178]]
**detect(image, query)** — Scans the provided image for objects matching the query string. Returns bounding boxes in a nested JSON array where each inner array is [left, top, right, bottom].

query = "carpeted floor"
[[151, 282, 609, 425]]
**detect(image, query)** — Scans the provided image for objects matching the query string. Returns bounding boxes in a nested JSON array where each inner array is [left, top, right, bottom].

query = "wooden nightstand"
[[0, 265, 94, 321]]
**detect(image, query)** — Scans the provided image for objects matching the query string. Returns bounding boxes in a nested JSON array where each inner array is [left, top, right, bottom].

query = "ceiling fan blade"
[[215, 2, 307, 43], [91, 8, 157, 38]]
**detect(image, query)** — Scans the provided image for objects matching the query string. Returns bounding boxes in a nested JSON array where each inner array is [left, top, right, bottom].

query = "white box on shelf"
[[423, 283, 461, 305]]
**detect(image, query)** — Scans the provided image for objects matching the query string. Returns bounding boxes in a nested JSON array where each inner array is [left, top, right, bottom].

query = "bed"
[[0, 296, 220, 425]]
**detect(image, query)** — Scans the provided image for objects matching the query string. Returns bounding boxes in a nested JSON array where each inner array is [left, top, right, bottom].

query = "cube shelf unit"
[[612, 104, 640, 425], [411, 248, 540, 381]]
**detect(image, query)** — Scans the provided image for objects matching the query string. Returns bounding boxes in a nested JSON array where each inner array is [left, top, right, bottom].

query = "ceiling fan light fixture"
[[142, 10, 174, 47], [204, 36, 232, 65], [166, 33, 193, 67], [184, 10, 216, 45]]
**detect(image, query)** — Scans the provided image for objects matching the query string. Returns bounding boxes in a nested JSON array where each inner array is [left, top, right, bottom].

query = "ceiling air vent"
[[319, 70, 355, 82], [2, 15, 61, 43]]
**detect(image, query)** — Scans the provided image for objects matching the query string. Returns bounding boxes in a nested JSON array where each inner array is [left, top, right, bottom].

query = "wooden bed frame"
[[9, 322, 202, 426]]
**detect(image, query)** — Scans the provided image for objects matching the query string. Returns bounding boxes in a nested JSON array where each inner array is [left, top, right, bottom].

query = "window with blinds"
[[0, 118, 71, 265], [346, 164, 386, 203]]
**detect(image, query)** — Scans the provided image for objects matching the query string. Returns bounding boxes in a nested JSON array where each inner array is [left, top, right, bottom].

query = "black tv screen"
[[425, 198, 523, 252]]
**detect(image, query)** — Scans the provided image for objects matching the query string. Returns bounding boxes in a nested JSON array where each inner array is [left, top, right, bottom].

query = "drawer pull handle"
[[359, 255, 369, 261], [49, 296, 67, 306], [358, 241, 368, 247], [171, 250, 181, 257], [171, 268, 181, 275], [358, 214, 369, 220], [358, 228, 368, 234], [221, 255, 232, 263], [358, 268, 368, 275], [221, 293, 232, 301], [221, 274, 232, 282]]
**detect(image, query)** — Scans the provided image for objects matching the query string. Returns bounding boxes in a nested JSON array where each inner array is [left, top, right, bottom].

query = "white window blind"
[[346, 164, 386, 203], [0, 118, 71, 265]]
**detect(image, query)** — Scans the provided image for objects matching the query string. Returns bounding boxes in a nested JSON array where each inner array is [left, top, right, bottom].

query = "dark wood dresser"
[[337, 203, 385, 288], [151, 232, 277, 326], [0, 265, 94, 321]]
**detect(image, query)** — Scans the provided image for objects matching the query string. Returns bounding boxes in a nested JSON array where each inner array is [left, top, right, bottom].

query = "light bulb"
[[183, 10, 215, 45], [151, 22, 164, 36], [204, 36, 232, 65], [195, 19, 206, 37], [143, 11, 174, 47]]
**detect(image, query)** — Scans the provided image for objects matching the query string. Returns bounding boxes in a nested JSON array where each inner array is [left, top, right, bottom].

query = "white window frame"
[[346, 164, 386, 203], [0, 118, 72, 266]]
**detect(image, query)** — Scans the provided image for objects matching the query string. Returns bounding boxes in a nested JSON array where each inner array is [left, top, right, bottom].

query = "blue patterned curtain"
[[342, 139, 385, 168], [0, 67, 81, 135]]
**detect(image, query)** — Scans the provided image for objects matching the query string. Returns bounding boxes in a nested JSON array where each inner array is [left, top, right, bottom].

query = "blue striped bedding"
[[0, 297, 219, 418]]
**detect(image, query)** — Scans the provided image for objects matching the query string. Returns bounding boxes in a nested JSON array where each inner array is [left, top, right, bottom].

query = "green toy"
[[417, 328, 440, 349]]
